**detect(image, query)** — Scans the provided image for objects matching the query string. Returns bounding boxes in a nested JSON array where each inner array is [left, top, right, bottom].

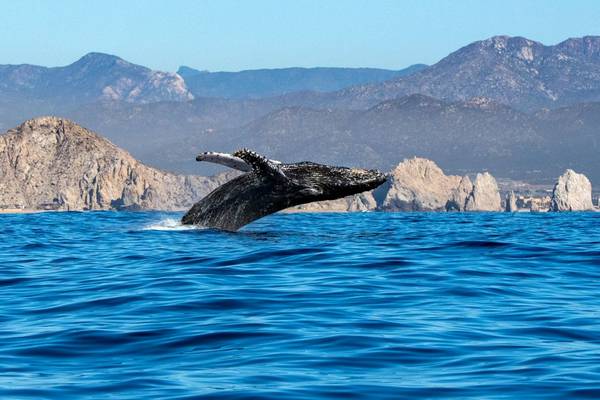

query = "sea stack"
[[445, 176, 473, 211], [381, 158, 461, 211], [464, 172, 502, 211], [550, 169, 593, 211], [505, 191, 518, 212]]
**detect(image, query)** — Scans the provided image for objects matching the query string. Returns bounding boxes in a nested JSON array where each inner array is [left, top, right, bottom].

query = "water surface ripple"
[[1, 212, 600, 399]]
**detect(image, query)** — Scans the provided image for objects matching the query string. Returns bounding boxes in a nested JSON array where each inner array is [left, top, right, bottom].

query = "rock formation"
[[288, 192, 377, 212], [505, 191, 518, 212], [550, 169, 593, 211], [445, 176, 473, 211], [381, 158, 462, 211], [0, 119, 510, 215], [376, 158, 502, 212], [464, 173, 502, 211], [0, 117, 224, 211]]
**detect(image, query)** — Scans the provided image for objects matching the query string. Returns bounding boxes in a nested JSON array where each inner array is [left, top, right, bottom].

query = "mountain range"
[[320, 35, 600, 111], [64, 94, 598, 183], [177, 64, 427, 98], [0, 53, 192, 110], [0, 35, 599, 183]]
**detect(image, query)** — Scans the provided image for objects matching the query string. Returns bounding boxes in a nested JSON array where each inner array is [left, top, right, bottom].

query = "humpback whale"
[[182, 149, 387, 231]]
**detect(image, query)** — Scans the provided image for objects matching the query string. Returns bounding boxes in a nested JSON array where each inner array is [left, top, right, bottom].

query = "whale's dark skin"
[[181, 149, 387, 231]]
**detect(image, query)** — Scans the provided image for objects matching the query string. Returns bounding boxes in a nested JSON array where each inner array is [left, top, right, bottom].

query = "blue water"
[[2, 212, 600, 399]]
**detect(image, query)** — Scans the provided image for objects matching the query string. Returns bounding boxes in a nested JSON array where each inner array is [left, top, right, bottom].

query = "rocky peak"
[[13, 115, 93, 136], [0, 53, 194, 105], [334, 35, 600, 111], [479, 35, 539, 52], [554, 36, 600, 60], [72, 52, 123, 68], [0, 117, 220, 211], [444, 35, 543, 64]]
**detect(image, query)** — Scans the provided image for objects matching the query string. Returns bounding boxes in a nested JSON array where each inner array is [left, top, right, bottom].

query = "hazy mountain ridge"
[[0, 53, 193, 110], [206, 94, 546, 177], [0, 35, 599, 183], [323, 36, 600, 111], [67, 92, 600, 183], [177, 64, 427, 99]]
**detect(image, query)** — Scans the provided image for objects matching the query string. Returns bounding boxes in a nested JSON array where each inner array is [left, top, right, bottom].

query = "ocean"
[[2, 211, 600, 399]]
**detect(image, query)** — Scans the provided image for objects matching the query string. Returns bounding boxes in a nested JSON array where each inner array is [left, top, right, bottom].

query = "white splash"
[[143, 218, 204, 231]]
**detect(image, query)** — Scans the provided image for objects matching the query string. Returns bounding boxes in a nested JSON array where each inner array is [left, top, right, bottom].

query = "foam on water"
[[142, 217, 204, 231]]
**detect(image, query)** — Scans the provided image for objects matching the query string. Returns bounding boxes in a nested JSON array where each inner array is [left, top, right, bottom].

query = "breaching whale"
[[181, 149, 387, 231]]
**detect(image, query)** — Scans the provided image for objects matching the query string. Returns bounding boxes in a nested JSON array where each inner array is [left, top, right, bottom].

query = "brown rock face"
[[0, 117, 222, 211], [381, 158, 462, 211]]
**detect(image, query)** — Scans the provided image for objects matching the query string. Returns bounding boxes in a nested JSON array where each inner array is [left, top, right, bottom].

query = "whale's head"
[[284, 162, 387, 202]]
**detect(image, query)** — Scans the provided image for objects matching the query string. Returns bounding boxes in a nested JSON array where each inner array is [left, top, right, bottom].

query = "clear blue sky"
[[2, 0, 600, 72]]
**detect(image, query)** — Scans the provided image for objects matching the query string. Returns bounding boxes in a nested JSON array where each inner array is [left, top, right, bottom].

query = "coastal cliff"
[[0, 117, 594, 214], [0, 117, 224, 211]]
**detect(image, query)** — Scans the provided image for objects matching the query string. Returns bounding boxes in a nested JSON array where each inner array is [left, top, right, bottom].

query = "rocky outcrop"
[[0, 117, 222, 211], [464, 173, 502, 211], [288, 192, 377, 212], [0, 119, 510, 215], [379, 158, 501, 212], [381, 158, 462, 211], [550, 169, 593, 211], [446, 176, 473, 211], [505, 191, 518, 212]]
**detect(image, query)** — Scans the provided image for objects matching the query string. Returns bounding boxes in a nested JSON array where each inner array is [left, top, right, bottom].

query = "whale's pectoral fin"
[[196, 152, 252, 172], [233, 148, 287, 180]]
